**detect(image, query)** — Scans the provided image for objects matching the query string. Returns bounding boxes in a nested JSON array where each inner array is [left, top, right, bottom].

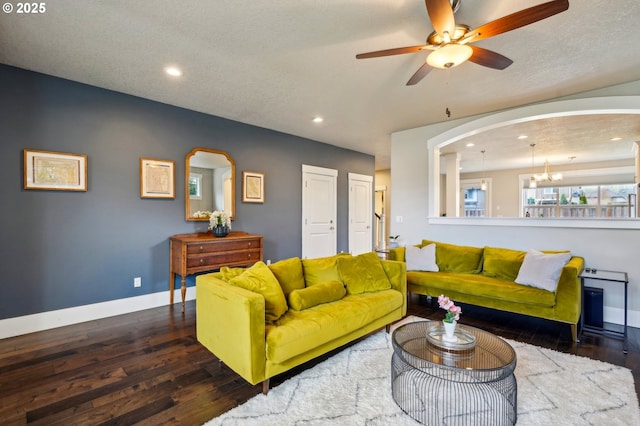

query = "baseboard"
[[0, 288, 196, 340], [605, 306, 640, 329]]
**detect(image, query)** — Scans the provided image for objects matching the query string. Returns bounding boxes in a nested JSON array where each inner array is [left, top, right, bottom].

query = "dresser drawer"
[[187, 238, 261, 255], [187, 248, 262, 269]]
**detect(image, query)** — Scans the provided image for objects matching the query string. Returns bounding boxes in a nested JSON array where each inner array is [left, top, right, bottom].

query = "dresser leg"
[[169, 272, 175, 306], [181, 277, 186, 313]]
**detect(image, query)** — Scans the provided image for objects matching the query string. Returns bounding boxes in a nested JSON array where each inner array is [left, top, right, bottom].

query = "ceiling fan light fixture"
[[427, 25, 470, 45], [427, 43, 472, 69]]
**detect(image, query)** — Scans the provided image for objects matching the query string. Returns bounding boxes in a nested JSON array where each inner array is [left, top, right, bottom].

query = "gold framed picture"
[[140, 158, 175, 198], [23, 149, 88, 191], [242, 171, 264, 203]]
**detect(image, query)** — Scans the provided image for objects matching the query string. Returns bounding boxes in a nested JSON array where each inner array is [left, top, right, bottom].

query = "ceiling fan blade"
[[465, 0, 569, 43], [468, 46, 513, 70], [406, 63, 433, 86], [425, 0, 456, 38], [356, 45, 428, 59]]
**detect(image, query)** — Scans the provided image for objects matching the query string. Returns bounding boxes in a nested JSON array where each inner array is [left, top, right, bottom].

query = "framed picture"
[[23, 149, 88, 191], [242, 171, 264, 203], [140, 158, 175, 198]]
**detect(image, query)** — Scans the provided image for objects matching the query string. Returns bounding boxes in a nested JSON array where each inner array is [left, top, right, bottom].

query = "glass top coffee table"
[[391, 320, 517, 425]]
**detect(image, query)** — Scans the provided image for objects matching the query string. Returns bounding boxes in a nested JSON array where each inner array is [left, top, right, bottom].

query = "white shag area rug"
[[205, 320, 639, 425]]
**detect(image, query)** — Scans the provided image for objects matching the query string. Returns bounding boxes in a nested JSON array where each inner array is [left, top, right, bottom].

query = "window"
[[461, 179, 490, 217], [189, 173, 202, 200], [523, 183, 636, 218]]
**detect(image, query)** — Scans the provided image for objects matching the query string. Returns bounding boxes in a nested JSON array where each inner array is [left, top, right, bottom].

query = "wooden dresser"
[[169, 231, 263, 312]]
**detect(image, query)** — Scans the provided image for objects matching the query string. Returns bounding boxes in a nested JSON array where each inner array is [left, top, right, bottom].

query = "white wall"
[[391, 80, 640, 327]]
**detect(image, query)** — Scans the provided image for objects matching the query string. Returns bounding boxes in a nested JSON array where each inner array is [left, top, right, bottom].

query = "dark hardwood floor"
[[1, 297, 638, 425]]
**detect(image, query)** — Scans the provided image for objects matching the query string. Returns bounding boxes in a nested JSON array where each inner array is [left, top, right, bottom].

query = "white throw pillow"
[[515, 249, 572, 292], [405, 244, 439, 272]]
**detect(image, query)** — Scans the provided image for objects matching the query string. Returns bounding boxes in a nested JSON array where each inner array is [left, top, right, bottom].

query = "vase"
[[212, 225, 229, 237], [442, 320, 457, 343]]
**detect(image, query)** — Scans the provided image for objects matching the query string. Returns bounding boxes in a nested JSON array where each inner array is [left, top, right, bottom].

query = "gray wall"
[[0, 64, 374, 320]]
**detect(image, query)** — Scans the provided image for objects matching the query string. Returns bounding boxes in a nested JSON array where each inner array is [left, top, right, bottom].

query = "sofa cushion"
[[422, 240, 483, 273], [515, 250, 572, 292], [405, 244, 439, 272], [266, 289, 403, 364], [337, 251, 391, 294], [482, 246, 526, 282], [229, 261, 288, 323], [407, 270, 556, 307], [287, 280, 346, 311], [269, 257, 305, 296], [302, 253, 350, 287]]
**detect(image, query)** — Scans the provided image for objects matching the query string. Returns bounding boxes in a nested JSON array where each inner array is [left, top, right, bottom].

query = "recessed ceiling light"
[[164, 66, 183, 77], [312, 117, 324, 123], [610, 137, 622, 141], [518, 135, 528, 140], [466, 143, 475, 147]]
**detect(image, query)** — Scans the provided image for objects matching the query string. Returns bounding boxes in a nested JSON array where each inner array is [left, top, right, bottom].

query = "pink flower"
[[437, 295, 453, 310], [438, 294, 462, 323]]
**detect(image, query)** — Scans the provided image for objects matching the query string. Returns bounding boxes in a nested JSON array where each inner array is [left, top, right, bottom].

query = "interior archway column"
[[444, 153, 461, 217], [635, 141, 639, 183]]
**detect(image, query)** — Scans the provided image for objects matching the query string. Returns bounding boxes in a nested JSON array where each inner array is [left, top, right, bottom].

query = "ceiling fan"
[[356, 0, 569, 85]]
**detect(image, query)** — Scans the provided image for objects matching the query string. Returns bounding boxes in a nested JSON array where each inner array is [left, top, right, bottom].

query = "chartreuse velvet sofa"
[[196, 251, 406, 394], [389, 240, 584, 341]]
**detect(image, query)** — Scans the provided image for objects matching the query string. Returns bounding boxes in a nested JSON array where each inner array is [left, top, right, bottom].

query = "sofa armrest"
[[388, 247, 405, 262], [554, 256, 585, 323], [196, 273, 266, 385], [381, 259, 407, 316]]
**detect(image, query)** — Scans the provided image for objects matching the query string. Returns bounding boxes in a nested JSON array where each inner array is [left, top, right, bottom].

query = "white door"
[[349, 173, 373, 255], [302, 165, 337, 259]]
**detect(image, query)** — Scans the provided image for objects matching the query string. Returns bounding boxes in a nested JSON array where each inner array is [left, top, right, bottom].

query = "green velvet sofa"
[[389, 240, 584, 341], [196, 252, 407, 394]]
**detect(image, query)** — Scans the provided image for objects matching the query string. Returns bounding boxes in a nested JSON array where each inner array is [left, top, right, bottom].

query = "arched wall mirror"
[[185, 148, 235, 221]]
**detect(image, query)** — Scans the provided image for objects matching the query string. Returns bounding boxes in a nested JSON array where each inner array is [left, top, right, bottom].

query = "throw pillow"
[[229, 261, 288, 322], [269, 257, 305, 296], [482, 246, 526, 282], [218, 266, 245, 282], [337, 251, 391, 294], [422, 239, 483, 273], [287, 280, 346, 311], [302, 253, 350, 287], [405, 244, 439, 272], [515, 250, 572, 292]]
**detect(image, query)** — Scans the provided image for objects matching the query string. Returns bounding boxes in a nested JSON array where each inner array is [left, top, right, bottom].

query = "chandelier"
[[529, 144, 562, 189], [535, 160, 563, 183]]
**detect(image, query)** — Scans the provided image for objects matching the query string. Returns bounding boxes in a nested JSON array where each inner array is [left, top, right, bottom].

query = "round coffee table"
[[391, 321, 517, 425]]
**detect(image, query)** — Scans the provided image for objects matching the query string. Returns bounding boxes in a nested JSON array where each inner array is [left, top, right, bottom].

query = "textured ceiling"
[[1, 0, 640, 170], [440, 114, 640, 173]]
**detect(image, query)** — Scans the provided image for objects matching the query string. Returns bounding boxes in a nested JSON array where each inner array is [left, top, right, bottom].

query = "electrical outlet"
[[266, 259, 271, 265], [134, 277, 142, 288]]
